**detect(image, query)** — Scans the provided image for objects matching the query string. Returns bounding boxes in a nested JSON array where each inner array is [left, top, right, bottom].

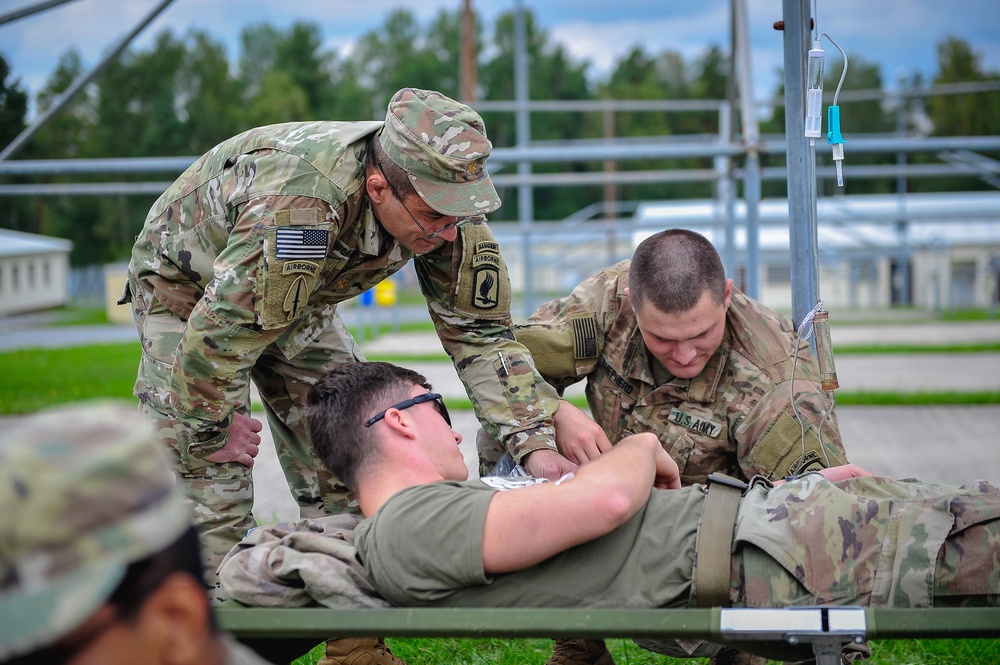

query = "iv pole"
[[781, 0, 822, 332]]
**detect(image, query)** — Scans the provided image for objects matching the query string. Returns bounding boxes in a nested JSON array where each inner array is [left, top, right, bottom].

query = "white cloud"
[[549, 8, 732, 78]]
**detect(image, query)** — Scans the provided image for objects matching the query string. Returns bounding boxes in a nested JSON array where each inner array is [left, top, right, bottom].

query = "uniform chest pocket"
[[585, 380, 634, 439]]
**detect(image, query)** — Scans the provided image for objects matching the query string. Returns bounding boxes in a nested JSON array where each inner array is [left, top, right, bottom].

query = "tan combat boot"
[[546, 638, 616, 665], [318, 637, 408, 665]]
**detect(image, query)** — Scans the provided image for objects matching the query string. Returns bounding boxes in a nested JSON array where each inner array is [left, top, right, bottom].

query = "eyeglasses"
[[364, 392, 452, 428], [376, 161, 470, 240]]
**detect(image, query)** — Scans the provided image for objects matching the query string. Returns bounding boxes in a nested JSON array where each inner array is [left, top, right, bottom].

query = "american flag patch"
[[275, 228, 328, 260]]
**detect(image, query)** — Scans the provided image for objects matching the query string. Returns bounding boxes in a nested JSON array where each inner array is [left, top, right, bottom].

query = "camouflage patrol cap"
[[0, 401, 190, 660], [379, 87, 501, 217]]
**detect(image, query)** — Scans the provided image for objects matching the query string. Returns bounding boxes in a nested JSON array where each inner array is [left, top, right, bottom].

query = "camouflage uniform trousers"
[[129, 279, 364, 598], [729, 475, 1000, 610]]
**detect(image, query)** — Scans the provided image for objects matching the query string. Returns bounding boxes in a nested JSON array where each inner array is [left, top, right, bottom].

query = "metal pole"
[[0, 0, 79, 25], [0, 0, 176, 161], [895, 76, 911, 306], [781, 0, 820, 328], [715, 101, 737, 278], [716, 9, 735, 279], [602, 108, 618, 263], [514, 0, 535, 316], [733, 0, 762, 299]]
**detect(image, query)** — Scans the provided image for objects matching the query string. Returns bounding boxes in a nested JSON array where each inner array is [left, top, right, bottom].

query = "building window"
[[766, 264, 791, 285], [950, 261, 977, 309]]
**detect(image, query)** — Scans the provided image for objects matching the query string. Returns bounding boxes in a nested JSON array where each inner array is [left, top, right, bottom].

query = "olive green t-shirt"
[[354, 478, 706, 608]]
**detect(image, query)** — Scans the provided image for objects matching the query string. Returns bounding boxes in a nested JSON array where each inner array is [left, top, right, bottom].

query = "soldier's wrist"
[[511, 428, 558, 464]]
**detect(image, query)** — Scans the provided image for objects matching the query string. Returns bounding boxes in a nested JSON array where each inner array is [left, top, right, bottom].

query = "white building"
[[634, 191, 1000, 312], [0, 228, 72, 316]]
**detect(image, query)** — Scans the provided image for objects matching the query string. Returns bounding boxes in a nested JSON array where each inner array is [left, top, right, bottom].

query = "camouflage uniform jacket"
[[128, 120, 558, 456], [516, 260, 847, 485]]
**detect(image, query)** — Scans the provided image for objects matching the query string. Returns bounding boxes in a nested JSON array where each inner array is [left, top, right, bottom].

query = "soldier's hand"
[[817, 463, 873, 482], [552, 400, 613, 464], [524, 448, 578, 480], [204, 412, 263, 467], [653, 445, 682, 489]]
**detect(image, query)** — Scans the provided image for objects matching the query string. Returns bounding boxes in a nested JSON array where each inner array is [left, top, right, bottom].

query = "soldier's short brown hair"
[[629, 229, 726, 314]]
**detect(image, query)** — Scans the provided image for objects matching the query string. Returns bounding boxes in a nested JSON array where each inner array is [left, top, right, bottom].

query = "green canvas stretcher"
[[215, 604, 1000, 665]]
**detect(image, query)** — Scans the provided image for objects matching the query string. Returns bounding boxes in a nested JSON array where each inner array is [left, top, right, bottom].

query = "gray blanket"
[[219, 514, 392, 609]]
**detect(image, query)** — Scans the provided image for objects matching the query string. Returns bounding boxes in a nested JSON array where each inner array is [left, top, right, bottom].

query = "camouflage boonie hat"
[[379, 87, 501, 217], [0, 402, 190, 660]]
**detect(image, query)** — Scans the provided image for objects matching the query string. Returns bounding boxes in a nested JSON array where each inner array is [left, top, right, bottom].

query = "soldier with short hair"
[[122, 87, 570, 664], [0, 402, 274, 665], [478, 228, 851, 664]]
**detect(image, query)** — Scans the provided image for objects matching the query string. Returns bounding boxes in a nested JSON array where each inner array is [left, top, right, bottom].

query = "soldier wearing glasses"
[[122, 88, 567, 664]]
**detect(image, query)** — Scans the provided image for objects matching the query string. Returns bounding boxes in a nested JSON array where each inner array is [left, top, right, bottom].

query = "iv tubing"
[[790, 301, 835, 469]]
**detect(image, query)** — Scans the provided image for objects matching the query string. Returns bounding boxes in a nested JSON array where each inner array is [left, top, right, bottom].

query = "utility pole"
[[460, 0, 477, 103]]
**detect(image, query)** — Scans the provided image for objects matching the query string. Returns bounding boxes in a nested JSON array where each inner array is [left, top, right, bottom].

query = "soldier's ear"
[[138, 572, 216, 663], [366, 169, 390, 204], [381, 407, 419, 442], [624, 287, 633, 312]]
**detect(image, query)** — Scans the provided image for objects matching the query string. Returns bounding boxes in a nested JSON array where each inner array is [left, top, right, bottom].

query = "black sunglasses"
[[364, 392, 452, 428]]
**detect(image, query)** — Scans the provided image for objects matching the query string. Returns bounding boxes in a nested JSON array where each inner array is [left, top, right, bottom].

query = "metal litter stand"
[[720, 607, 866, 665]]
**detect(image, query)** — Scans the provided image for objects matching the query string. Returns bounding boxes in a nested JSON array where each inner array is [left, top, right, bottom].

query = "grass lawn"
[[0, 343, 141, 413], [286, 635, 1000, 665]]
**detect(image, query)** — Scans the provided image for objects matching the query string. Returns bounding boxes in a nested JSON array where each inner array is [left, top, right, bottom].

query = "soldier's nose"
[[673, 345, 697, 364], [436, 224, 460, 242]]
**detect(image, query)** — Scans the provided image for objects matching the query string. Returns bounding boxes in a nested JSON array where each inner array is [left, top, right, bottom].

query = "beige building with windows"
[[0, 228, 72, 316]]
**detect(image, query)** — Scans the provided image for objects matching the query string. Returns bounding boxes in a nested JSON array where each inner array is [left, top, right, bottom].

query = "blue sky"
[[2, 0, 999, 118]]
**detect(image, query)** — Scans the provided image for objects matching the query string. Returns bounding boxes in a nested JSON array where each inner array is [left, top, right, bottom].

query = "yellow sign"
[[375, 279, 397, 306]]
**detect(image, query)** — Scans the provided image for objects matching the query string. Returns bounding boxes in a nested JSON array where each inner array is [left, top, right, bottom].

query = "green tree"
[[32, 49, 93, 154], [918, 36, 1000, 192], [238, 22, 339, 121], [179, 30, 243, 151], [352, 9, 459, 115], [597, 44, 725, 203], [0, 53, 28, 149], [323, 56, 374, 121], [91, 30, 187, 157], [480, 8, 596, 221], [0, 52, 33, 235], [928, 36, 1000, 136], [243, 69, 310, 127], [10, 49, 104, 262], [237, 23, 283, 101]]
